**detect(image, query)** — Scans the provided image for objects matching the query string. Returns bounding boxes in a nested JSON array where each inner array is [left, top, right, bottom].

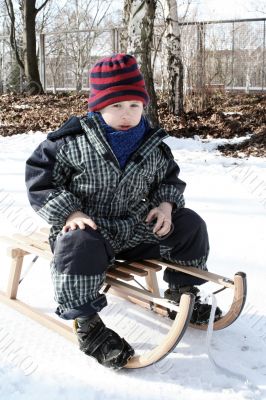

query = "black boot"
[[74, 314, 135, 369], [164, 285, 222, 324]]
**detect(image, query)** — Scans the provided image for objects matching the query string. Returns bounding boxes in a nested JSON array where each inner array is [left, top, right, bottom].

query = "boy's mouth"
[[119, 125, 131, 130]]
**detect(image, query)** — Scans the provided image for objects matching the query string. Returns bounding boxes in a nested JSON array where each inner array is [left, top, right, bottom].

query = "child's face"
[[99, 100, 143, 131]]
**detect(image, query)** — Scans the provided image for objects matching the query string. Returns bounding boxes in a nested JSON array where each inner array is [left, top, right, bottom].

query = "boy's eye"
[[112, 104, 121, 108], [130, 103, 140, 107]]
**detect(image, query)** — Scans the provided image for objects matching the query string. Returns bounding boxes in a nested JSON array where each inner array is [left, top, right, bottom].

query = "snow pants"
[[51, 208, 209, 320]]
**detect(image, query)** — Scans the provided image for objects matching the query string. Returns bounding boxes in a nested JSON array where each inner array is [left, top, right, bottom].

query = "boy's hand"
[[145, 202, 173, 237], [62, 211, 97, 232]]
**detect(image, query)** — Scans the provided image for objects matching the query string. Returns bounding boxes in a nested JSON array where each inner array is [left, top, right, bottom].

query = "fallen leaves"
[[0, 93, 88, 137], [158, 92, 266, 157], [0, 91, 265, 157]]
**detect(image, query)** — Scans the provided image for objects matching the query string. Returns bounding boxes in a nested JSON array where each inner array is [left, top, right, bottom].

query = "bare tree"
[[44, 0, 112, 92], [36, 0, 53, 33], [46, 37, 64, 93], [4, 0, 24, 72], [67, 0, 111, 91], [4, 0, 50, 94], [124, 0, 158, 127]]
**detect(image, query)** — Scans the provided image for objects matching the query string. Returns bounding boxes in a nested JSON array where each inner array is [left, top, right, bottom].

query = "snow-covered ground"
[[0, 131, 266, 400]]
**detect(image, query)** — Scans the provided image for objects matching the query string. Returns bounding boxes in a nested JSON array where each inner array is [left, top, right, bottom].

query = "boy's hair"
[[88, 53, 149, 111]]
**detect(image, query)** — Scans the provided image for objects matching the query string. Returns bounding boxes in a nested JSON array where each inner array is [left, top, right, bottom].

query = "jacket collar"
[[80, 114, 169, 176]]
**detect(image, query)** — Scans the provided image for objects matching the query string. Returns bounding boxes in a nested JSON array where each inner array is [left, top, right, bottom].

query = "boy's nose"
[[121, 108, 130, 117]]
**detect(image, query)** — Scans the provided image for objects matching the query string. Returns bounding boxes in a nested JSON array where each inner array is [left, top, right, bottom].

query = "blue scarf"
[[88, 112, 150, 169]]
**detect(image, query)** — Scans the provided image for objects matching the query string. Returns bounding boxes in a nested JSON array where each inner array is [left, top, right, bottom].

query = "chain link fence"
[[40, 28, 115, 92], [180, 18, 266, 93], [0, 18, 265, 95]]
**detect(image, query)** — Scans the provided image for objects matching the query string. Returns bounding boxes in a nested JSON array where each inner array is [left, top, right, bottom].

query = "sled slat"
[[114, 262, 148, 277], [27, 231, 50, 243], [106, 269, 134, 281], [0, 234, 49, 255], [12, 242, 52, 260], [12, 233, 50, 252], [127, 260, 162, 272], [39, 226, 50, 235]]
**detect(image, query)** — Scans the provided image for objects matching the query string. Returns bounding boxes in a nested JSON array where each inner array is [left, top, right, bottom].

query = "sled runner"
[[0, 228, 247, 369]]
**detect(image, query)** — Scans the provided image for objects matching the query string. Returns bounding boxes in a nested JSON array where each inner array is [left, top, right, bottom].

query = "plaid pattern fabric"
[[50, 261, 106, 314], [25, 114, 195, 316], [160, 244, 208, 269], [34, 114, 186, 253]]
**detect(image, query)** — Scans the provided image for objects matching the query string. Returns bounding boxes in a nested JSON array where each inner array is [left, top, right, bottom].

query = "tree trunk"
[[195, 22, 206, 111], [162, 0, 184, 115], [22, 0, 44, 94], [125, 0, 159, 127], [120, 0, 131, 53]]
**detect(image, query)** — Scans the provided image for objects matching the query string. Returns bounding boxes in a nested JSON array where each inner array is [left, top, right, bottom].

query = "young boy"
[[25, 53, 221, 369]]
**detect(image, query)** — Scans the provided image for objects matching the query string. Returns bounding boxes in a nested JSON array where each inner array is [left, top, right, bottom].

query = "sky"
[[0, 0, 264, 26], [185, 0, 265, 21], [109, 0, 265, 22]]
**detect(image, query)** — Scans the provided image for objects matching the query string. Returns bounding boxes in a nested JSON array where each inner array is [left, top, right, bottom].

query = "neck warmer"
[[88, 112, 150, 169]]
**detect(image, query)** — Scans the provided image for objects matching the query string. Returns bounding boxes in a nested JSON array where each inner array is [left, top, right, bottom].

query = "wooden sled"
[[0, 228, 247, 369]]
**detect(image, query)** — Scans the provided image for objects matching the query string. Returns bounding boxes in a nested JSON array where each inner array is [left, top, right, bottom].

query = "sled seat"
[[0, 228, 247, 369]]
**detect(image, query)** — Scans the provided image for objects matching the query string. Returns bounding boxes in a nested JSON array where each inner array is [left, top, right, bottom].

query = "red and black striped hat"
[[88, 53, 150, 111]]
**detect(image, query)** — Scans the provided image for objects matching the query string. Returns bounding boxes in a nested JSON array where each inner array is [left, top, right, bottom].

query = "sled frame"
[[0, 229, 247, 369]]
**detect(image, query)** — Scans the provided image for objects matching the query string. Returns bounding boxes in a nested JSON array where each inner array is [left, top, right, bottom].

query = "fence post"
[[196, 22, 205, 90], [39, 33, 46, 92], [112, 28, 119, 53], [231, 21, 235, 89]]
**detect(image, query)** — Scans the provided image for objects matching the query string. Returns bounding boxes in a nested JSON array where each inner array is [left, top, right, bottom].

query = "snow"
[[0, 131, 266, 400]]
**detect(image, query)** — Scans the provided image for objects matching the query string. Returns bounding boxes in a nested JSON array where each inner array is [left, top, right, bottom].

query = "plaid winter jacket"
[[25, 114, 186, 253]]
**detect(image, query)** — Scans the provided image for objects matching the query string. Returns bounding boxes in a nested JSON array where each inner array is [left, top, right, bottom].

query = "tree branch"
[[36, 0, 50, 14], [4, 0, 24, 71]]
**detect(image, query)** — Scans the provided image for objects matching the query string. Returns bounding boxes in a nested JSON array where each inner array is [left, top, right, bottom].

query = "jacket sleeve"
[[149, 143, 186, 210], [25, 138, 83, 226]]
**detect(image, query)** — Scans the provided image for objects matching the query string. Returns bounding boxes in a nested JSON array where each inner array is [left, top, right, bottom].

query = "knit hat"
[[88, 53, 150, 111]]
